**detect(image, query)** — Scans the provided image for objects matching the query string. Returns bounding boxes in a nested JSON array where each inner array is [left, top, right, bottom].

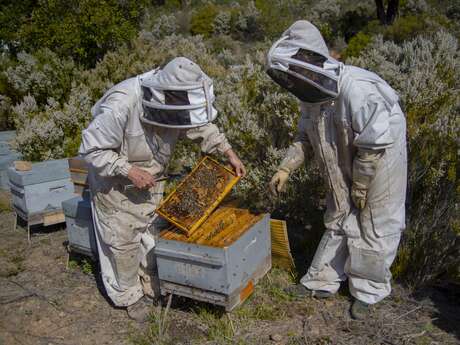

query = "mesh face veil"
[[267, 35, 340, 104], [139, 58, 218, 128]]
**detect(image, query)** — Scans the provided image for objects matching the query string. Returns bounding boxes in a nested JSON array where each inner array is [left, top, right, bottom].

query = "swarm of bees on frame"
[[162, 162, 229, 222]]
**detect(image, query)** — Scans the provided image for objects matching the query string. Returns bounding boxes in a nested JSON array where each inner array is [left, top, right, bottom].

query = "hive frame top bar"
[[155, 156, 240, 236]]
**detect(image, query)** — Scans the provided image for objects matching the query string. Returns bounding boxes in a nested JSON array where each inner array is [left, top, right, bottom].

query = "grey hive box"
[[0, 152, 22, 189], [0, 130, 16, 142], [156, 214, 272, 311], [62, 195, 97, 258], [0, 130, 21, 190], [8, 159, 74, 217]]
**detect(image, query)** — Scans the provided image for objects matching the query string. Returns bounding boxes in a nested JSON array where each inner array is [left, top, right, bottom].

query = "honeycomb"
[[156, 156, 240, 236]]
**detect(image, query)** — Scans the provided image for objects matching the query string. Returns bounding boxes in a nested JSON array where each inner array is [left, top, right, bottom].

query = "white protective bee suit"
[[79, 57, 231, 307], [267, 21, 407, 304]]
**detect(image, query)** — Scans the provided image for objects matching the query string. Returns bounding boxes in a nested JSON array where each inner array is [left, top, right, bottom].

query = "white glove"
[[351, 149, 384, 209], [269, 168, 290, 196]]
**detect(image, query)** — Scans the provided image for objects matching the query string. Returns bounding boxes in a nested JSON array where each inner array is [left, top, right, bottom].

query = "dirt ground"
[[0, 191, 459, 345]]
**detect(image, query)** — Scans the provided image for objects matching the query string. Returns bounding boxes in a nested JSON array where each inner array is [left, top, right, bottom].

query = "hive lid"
[[0, 142, 10, 155], [62, 195, 92, 218], [156, 156, 240, 236], [7, 159, 70, 186], [0, 130, 16, 143]]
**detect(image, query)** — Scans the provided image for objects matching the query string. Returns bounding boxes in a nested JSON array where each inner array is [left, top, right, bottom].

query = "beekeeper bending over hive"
[[267, 21, 407, 319], [79, 57, 246, 322]]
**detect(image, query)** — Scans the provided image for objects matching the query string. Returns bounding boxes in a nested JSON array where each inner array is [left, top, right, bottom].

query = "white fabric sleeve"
[[79, 109, 132, 177], [185, 123, 232, 155], [279, 112, 309, 173], [350, 83, 395, 150]]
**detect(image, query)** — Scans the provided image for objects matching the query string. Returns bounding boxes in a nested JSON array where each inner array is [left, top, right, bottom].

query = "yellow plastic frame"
[[155, 156, 240, 236]]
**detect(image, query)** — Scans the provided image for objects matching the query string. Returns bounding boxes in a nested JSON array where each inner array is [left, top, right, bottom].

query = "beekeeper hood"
[[267, 20, 341, 103], [140, 57, 218, 128]]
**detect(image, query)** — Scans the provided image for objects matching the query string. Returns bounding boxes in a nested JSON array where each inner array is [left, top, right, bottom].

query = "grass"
[[129, 309, 175, 345], [129, 268, 309, 345], [68, 256, 97, 275]]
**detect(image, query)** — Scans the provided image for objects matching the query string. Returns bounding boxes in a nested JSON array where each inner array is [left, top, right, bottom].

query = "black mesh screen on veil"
[[267, 68, 334, 103], [143, 88, 192, 126]]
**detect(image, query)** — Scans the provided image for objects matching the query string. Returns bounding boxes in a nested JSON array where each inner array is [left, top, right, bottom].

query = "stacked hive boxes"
[[0, 131, 21, 190], [62, 156, 97, 257], [8, 159, 74, 221], [62, 195, 97, 257]]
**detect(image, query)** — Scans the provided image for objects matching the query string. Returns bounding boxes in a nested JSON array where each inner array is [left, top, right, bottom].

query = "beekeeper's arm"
[[79, 97, 155, 189], [185, 123, 246, 177], [350, 82, 395, 209], [270, 110, 309, 195]]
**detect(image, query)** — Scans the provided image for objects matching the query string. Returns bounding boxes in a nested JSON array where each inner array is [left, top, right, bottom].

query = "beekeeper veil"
[[140, 57, 218, 128], [267, 20, 341, 103]]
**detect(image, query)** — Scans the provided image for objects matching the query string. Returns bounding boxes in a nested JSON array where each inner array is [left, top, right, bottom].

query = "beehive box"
[[0, 130, 16, 143], [156, 156, 240, 236], [156, 207, 271, 311], [68, 156, 89, 196], [62, 195, 97, 257], [0, 152, 21, 189], [0, 130, 21, 190], [8, 159, 74, 218]]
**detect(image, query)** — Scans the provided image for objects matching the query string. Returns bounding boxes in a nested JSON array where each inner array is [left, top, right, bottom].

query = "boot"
[[350, 299, 370, 320], [284, 284, 333, 299], [126, 296, 152, 322]]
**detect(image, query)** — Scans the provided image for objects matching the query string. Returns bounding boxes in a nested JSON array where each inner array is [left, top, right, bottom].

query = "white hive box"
[[62, 195, 97, 258], [8, 159, 74, 219], [0, 130, 21, 190]]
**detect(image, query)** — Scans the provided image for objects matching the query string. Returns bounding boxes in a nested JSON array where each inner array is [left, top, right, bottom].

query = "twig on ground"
[[388, 305, 422, 324], [6, 279, 64, 312], [227, 312, 236, 335], [0, 293, 34, 304], [160, 293, 173, 339]]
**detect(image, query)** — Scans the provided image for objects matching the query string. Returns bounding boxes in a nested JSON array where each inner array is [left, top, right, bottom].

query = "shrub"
[[15, 0, 147, 66], [3, 49, 77, 105], [342, 31, 372, 59], [190, 3, 219, 37]]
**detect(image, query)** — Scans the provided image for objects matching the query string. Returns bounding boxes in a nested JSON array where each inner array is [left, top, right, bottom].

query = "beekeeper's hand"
[[269, 168, 290, 196], [127, 166, 156, 189], [225, 149, 247, 177]]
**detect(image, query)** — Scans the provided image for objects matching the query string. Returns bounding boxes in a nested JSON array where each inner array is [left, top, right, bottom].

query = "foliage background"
[[0, 0, 458, 286]]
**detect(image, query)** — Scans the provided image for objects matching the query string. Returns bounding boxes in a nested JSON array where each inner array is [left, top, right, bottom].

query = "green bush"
[[342, 31, 372, 59], [384, 15, 428, 43], [191, 3, 219, 37], [9, 0, 148, 67]]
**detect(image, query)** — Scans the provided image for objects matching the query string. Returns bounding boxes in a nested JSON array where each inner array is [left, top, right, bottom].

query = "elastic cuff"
[[218, 141, 232, 155], [119, 163, 133, 177], [279, 166, 291, 174]]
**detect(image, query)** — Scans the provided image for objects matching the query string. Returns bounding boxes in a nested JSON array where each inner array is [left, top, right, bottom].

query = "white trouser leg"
[[300, 229, 348, 293], [92, 205, 144, 307], [346, 232, 401, 305]]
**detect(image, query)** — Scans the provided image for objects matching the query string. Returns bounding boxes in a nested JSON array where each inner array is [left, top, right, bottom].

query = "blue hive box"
[[62, 195, 97, 257], [8, 159, 74, 217]]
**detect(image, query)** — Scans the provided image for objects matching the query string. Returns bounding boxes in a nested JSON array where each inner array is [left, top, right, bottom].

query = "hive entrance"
[[156, 156, 240, 236]]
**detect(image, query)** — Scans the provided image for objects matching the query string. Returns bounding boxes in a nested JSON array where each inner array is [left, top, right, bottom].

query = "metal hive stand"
[[13, 205, 65, 243]]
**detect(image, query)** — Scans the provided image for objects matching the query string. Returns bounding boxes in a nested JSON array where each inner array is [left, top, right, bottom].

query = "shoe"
[[126, 296, 152, 322], [350, 299, 370, 320], [284, 284, 333, 299]]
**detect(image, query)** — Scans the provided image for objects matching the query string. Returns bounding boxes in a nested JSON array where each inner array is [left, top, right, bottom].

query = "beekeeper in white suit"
[[267, 21, 407, 319], [79, 57, 246, 322]]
